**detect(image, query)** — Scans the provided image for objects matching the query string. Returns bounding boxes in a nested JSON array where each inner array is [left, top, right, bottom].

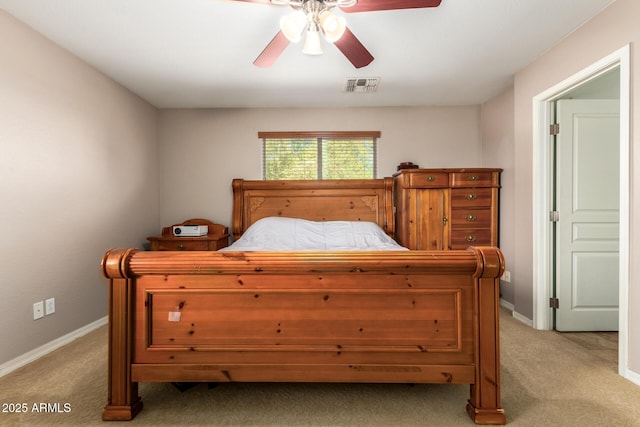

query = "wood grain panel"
[[146, 289, 462, 349], [232, 178, 394, 240]]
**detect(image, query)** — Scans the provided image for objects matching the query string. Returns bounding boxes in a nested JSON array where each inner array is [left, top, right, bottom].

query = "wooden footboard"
[[101, 247, 506, 424]]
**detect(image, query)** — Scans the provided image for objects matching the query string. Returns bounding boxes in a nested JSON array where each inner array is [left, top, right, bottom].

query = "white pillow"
[[221, 217, 407, 251]]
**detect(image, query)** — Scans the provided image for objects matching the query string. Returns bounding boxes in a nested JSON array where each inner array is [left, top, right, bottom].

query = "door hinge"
[[550, 123, 560, 135], [549, 211, 560, 222], [549, 297, 559, 309]]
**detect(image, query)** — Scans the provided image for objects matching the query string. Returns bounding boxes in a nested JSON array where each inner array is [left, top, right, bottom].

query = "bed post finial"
[[101, 248, 138, 279]]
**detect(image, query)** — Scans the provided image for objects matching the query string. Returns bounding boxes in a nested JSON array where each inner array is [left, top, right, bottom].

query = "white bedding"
[[221, 217, 408, 251]]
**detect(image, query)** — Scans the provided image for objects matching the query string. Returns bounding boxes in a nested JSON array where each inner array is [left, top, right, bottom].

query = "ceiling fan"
[[234, 0, 442, 68]]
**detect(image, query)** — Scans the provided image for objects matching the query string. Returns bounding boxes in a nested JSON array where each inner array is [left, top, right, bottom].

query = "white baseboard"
[[499, 299, 534, 327], [623, 366, 640, 387], [0, 316, 107, 378], [499, 299, 515, 312], [512, 310, 534, 327]]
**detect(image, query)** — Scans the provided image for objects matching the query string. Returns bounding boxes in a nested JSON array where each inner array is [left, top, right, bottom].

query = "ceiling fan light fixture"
[[302, 24, 323, 55], [280, 10, 307, 43], [319, 11, 346, 43]]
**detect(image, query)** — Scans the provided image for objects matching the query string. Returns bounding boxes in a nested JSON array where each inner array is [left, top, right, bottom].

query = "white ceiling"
[[0, 0, 615, 108]]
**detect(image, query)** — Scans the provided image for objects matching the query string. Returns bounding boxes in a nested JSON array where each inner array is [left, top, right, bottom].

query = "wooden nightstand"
[[147, 218, 229, 251]]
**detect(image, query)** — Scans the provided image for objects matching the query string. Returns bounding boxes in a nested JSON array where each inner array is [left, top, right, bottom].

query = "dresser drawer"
[[451, 172, 495, 187], [450, 208, 492, 228], [450, 188, 493, 207], [154, 239, 210, 251], [449, 229, 493, 249], [405, 172, 449, 188]]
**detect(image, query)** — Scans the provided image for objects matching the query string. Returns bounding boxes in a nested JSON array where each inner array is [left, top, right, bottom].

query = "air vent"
[[345, 77, 380, 93]]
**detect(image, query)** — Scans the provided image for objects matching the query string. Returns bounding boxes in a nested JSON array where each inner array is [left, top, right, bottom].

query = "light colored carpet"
[[1, 309, 639, 426]]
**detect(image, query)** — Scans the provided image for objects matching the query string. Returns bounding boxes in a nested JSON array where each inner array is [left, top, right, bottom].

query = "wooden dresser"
[[394, 168, 501, 250], [147, 218, 229, 251]]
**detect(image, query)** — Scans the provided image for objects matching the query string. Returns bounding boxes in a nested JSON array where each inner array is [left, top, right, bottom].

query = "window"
[[260, 131, 379, 180]]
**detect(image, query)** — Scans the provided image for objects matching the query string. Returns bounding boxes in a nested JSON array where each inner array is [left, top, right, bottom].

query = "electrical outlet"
[[45, 298, 56, 315], [502, 270, 511, 283], [33, 301, 44, 320]]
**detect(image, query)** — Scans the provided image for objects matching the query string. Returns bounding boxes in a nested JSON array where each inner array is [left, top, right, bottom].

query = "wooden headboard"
[[231, 178, 395, 241]]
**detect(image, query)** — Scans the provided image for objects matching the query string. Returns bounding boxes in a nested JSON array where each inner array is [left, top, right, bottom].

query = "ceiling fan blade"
[[333, 28, 374, 69], [253, 31, 290, 67], [341, 0, 442, 13]]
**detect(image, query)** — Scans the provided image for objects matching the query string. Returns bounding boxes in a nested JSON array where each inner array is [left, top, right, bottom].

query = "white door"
[[555, 99, 619, 332]]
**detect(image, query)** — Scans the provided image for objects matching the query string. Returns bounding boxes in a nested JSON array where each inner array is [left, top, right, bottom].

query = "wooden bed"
[[101, 178, 506, 424]]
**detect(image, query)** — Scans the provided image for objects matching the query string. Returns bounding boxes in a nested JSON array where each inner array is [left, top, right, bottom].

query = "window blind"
[[260, 131, 379, 180]]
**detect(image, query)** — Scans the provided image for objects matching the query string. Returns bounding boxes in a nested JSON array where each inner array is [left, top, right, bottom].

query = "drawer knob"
[[466, 235, 477, 242], [176, 244, 185, 250], [426, 175, 435, 182], [465, 214, 477, 222], [469, 175, 479, 181], [465, 194, 477, 201]]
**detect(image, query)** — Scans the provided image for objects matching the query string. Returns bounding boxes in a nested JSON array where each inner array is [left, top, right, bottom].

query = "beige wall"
[[0, 11, 159, 365], [158, 106, 484, 227], [493, 0, 640, 374], [481, 86, 515, 304]]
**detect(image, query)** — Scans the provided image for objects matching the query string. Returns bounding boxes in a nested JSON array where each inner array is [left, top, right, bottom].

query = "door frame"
[[532, 45, 630, 377]]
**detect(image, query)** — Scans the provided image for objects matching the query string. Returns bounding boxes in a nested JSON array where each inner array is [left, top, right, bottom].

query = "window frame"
[[259, 131, 380, 180]]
